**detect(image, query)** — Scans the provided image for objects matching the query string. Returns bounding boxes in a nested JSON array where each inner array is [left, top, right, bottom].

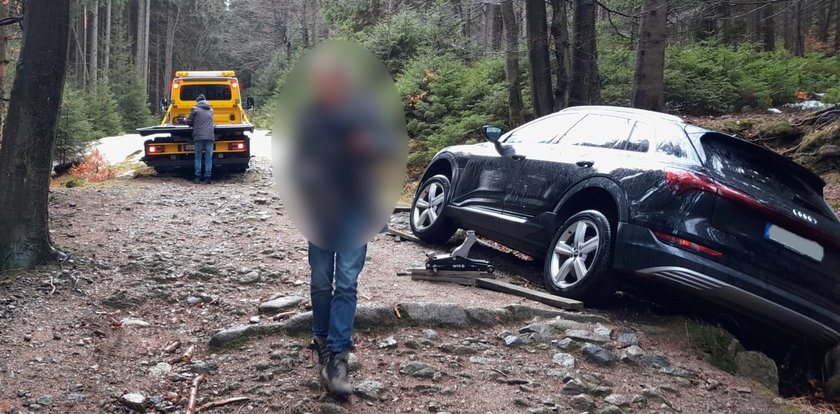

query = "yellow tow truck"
[[138, 70, 255, 173]]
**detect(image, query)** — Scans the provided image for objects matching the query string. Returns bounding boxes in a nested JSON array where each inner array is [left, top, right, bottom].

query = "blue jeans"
[[194, 140, 214, 178], [309, 241, 366, 353]]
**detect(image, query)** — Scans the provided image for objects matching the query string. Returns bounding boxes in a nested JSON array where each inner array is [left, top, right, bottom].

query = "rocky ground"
[[0, 157, 829, 413]]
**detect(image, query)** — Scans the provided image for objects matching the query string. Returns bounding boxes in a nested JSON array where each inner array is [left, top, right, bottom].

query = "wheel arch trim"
[[552, 176, 629, 223]]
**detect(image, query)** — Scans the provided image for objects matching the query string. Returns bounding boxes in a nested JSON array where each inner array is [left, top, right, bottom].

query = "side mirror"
[[245, 97, 255, 110], [160, 98, 169, 111], [481, 125, 503, 143]]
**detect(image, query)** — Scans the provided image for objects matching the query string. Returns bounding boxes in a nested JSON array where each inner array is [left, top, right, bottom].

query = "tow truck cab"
[[137, 70, 255, 173]]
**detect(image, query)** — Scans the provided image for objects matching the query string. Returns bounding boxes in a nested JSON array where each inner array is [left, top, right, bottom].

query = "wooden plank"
[[393, 205, 411, 213], [475, 278, 583, 310], [386, 227, 423, 244], [410, 274, 477, 286]]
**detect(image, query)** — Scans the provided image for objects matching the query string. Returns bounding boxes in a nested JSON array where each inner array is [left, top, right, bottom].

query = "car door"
[[495, 113, 636, 251]]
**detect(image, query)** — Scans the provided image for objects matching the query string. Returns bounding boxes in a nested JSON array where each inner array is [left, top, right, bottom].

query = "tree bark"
[[90, 1, 98, 93], [762, 2, 776, 52], [501, 0, 524, 126], [0, 0, 71, 271], [835, 0, 840, 50], [103, 0, 111, 82], [794, 0, 805, 56], [82, 3, 88, 88], [491, 3, 503, 52], [0, 0, 9, 143], [784, 1, 796, 52], [525, 0, 554, 117], [632, 0, 667, 112], [163, 5, 176, 103], [549, 0, 570, 110], [143, 0, 150, 85], [569, 0, 599, 106]]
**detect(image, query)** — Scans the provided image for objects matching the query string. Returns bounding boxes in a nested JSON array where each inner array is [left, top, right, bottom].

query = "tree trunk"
[[90, 1, 98, 93], [163, 7, 176, 103], [0, 0, 71, 271], [784, 1, 796, 52], [762, 2, 776, 52], [82, 3, 88, 89], [632, 0, 667, 112], [835, 0, 840, 50], [0, 0, 9, 143], [135, 0, 143, 81], [103, 0, 111, 82], [525, 0, 554, 117], [501, 0, 524, 126], [143, 0, 150, 85], [795, 0, 805, 56], [491, 3, 503, 51], [549, 0, 570, 110], [569, 0, 599, 106]]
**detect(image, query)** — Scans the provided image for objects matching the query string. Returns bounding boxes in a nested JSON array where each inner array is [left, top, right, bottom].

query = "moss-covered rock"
[[758, 121, 803, 140], [799, 126, 840, 153]]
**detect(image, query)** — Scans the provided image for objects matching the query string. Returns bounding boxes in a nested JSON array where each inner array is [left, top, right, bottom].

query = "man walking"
[[186, 94, 214, 184]]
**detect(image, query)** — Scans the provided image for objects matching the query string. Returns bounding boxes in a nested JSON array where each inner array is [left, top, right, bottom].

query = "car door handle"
[[576, 160, 594, 168]]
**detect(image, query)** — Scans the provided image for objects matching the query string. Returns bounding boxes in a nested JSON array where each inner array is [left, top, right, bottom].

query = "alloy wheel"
[[412, 181, 445, 230], [548, 219, 600, 288]]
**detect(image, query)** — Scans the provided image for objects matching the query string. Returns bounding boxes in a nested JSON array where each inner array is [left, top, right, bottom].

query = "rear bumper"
[[613, 222, 840, 345], [142, 155, 250, 168]]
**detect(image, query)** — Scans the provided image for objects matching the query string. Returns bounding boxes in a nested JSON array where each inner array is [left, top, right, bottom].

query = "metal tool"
[[425, 230, 494, 274]]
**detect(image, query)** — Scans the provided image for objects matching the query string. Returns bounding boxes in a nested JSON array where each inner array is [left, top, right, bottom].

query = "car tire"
[[543, 210, 615, 304], [410, 174, 458, 244]]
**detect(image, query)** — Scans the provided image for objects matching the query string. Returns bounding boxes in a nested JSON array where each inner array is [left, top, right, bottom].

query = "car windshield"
[[180, 84, 232, 101]]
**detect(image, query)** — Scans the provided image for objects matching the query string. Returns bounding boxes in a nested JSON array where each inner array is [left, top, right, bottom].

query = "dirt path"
[[0, 158, 807, 413]]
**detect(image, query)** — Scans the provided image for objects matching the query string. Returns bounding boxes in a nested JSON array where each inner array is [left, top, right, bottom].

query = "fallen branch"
[[170, 345, 195, 365], [185, 375, 206, 414], [393, 305, 402, 319], [196, 396, 251, 412], [163, 340, 182, 354], [270, 310, 298, 321]]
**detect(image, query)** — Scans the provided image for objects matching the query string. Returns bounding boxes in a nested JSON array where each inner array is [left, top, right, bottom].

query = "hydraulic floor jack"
[[424, 230, 494, 274]]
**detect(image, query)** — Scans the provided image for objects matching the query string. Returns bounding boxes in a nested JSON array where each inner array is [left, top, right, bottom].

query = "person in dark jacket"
[[186, 94, 215, 184]]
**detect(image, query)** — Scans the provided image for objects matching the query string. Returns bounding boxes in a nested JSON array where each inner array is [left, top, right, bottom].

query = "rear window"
[[180, 84, 232, 101], [701, 135, 833, 218]]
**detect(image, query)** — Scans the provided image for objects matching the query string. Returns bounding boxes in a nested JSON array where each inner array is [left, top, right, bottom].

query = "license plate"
[[183, 144, 194, 151], [764, 223, 824, 262]]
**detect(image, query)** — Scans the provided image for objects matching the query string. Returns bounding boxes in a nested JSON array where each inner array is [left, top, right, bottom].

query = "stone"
[[120, 393, 146, 412], [67, 393, 85, 402], [519, 323, 556, 340], [378, 336, 398, 349], [503, 334, 532, 347], [254, 360, 271, 371], [561, 378, 590, 395], [422, 329, 441, 341], [438, 343, 477, 355], [734, 351, 779, 393], [593, 323, 612, 337], [624, 345, 645, 358], [569, 394, 594, 410], [659, 366, 698, 379], [399, 361, 437, 379], [190, 361, 218, 375], [321, 403, 348, 414], [354, 380, 385, 400], [617, 333, 638, 347], [355, 303, 401, 329], [596, 404, 623, 414], [565, 329, 610, 343], [604, 394, 628, 407], [347, 353, 361, 372], [400, 303, 469, 328], [120, 318, 150, 327], [581, 343, 617, 366], [552, 353, 576, 369], [640, 355, 670, 368], [705, 379, 721, 391], [258, 296, 304, 314], [149, 362, 172, 376], [469, 356, 500, 365], [102, 290, 145, 309], [237, 271, 261, 284], [737, 387, 752, 394], [556, 337, 580, 351]]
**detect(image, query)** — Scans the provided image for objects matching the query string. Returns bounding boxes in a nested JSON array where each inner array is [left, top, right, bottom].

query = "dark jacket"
[[186, 101, 215, 141]]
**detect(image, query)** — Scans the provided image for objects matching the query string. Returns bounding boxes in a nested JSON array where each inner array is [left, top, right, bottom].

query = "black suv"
[[410, 106, 840, 345]]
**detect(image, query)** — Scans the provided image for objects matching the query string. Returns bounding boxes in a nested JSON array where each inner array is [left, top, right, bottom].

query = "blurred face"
[[311, 61, 349, 107]]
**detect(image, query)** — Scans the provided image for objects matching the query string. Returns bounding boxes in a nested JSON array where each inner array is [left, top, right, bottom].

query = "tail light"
[[230, 80, 238, 89], [665, 168, 840, 249], [654, 232, 723, 256], [228, 142, 245, 151], [147, 145, 165, 153]]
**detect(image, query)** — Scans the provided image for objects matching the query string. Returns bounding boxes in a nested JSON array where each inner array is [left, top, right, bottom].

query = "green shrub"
[[54, 87, 97, 165], [88, 83, 125, 137]]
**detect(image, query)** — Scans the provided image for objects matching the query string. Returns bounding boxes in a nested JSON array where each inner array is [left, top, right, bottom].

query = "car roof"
[[558, 105, 686, 124]]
